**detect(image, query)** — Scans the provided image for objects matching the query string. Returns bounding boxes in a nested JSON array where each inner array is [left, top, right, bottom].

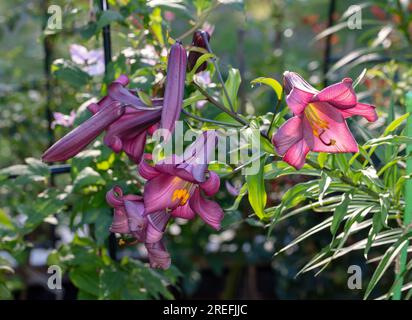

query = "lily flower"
[[139, 131, 224, 230], [42, 75, 162, 163], [160, 41, 187, 138], [187, 30, 211, 73], [272, 71, 378, 169], [106, 186, 171, 269]]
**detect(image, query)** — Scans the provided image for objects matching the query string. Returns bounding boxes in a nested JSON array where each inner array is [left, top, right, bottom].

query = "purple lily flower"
[[160, 41, 187, 138], [70, 44, 104, 76], [106, 186, 171, 269], [139, 131, 224, 230], [42, 75, 162, 163], [51, 111, 76, 129], [187, 30, 211, 73]]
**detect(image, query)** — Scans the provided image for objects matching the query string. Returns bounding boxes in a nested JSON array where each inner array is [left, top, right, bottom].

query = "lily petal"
[[138, 159, 160, 180], [310, 102, 359, 153], [313, 78, 357, 109], [170, 202, 196, 220], [189, 189, 224, 230], [146, 211, 170, 244], [124, 200, 146, 234], [286, 87, 314, 115], [283, 138, 310, 169], [42, 102, 125, 162], [200, 171, 220, 196], [145, 241, 171, 269], [272, 116, 303, 156], [338, 102, 378, 122], [144, 174, 183, 213]]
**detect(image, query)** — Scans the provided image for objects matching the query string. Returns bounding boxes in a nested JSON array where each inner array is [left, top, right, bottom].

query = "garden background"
[[1, 0, 412, 300]]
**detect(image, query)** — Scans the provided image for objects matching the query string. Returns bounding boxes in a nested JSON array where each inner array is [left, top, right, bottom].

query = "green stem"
[[181, 108, 243, 127], [392, 91, 412, 300], [200, 32, 236, 113]]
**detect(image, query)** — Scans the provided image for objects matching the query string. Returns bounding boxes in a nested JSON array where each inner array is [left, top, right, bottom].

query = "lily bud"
[[187, 30, 211, 73], [160, 41, 187, 138]]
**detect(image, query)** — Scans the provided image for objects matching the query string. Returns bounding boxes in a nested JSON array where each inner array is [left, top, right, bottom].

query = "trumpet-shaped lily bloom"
[[187, 30, 211, 73], [106, 186, 171, 269], [42, 75, 162, 163], [139, 131, 224, 230], [160, 41, 187, 138], [272, 71, 378, 169]]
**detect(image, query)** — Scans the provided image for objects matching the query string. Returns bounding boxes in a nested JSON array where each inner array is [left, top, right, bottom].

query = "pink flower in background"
[[42, 75, 162, 163], [106, 186, 171, 269], [194, 71, 211, 87], [225, 180, 242, 197], [202, 22, 215, 36], [70, 44, 104, 76], [164, 11, 175, 21], [51, 111, 76, 129], [272, 71, 378, 169], [139, 131, 224, 230]]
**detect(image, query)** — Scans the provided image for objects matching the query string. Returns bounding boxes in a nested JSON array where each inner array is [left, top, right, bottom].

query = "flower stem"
[[182, 108, 243, 127], [200, 32, 236, 113]]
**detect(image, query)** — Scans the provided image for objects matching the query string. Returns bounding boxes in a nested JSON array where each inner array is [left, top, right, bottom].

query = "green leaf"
[[187, 53, 215, 80], [222, 68, 241, 111], [69, 268, 100, 297], [383, 113, 409, 136], [0, 209, 14, 231], [73, 168, 106, 192], [317, 152, 328, 168], [52, 59, 91, 88], [319, 171, 332, 206], [330, 193, 352, 236], [250, 77, 283, 101], [149, 7, 164, 46], [364, 232, 411, 299], [137, 90, 153, 107], [97, 10, 123, 30], [245, 156, 267, 219], [364, 135, 412, 147]]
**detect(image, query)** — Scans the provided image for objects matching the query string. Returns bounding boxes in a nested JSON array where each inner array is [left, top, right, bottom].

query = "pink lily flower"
[[51, 111, 76, 129], [42, 75, 162, 163], [138, 131, 224, 230], [272, 71, 378, 169], [106, 186, 171, 269]]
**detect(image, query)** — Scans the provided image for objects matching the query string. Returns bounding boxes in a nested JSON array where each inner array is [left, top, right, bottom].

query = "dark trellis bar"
[[99, 0, 117, 261], [322, 0, 336, 86]]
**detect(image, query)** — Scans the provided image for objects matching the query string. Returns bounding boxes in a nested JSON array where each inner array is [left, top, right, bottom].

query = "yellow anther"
[[118, 239, 126, 246], [172, 188, 190, 205]]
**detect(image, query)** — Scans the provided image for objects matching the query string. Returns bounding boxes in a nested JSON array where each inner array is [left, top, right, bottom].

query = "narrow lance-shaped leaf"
[[331, 193, 352, 236], [245, 155, 267, 220]]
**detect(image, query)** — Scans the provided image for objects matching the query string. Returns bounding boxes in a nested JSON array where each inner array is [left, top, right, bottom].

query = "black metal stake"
[[322, 0, 336, 87], [99, 0, 117, 261]]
